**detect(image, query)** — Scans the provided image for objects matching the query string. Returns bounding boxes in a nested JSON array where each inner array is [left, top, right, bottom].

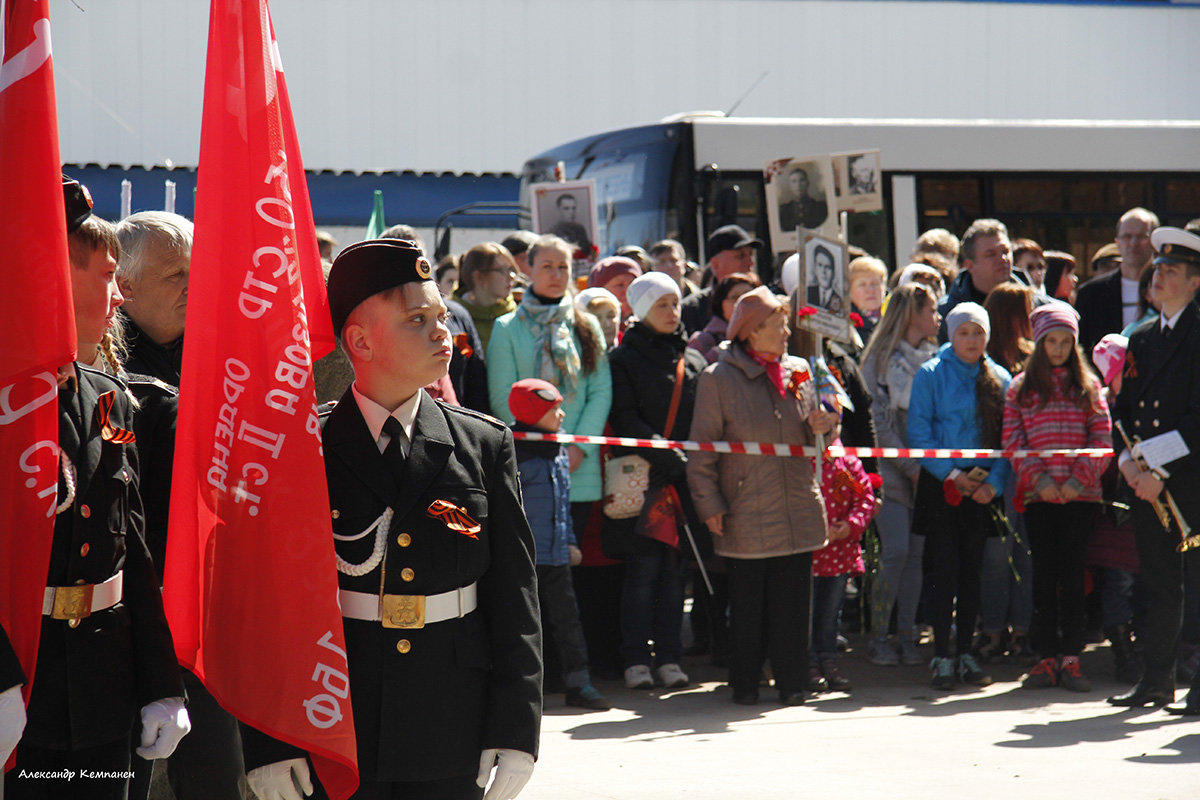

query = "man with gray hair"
[[116, 211, 194, 386], [937, 219, 1012, 342], [1076, 207, 1160, 356]]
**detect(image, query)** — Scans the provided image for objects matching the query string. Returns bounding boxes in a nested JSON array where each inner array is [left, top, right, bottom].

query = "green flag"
[[365, 189, 385, 239]]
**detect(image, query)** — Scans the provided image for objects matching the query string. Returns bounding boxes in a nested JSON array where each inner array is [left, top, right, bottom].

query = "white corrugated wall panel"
[[47, 0, 1200, 174]]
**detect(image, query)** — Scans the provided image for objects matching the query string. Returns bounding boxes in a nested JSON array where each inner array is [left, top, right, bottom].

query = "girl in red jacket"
[[810, 419, 876, 693], [1002, 303, 1112, 692]]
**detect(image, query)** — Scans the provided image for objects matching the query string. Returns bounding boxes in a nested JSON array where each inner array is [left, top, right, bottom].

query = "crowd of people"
[[5, 178, 1200, 800], [406, 209, 1200, 713]]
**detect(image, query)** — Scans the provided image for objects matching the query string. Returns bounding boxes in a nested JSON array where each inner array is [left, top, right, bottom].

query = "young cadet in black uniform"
[[244, 238, 542, 800], [1108, 226, 1200, 711], [3, 182, 189, 799]]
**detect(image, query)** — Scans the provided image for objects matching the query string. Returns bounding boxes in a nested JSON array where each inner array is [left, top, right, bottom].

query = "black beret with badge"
[[1152, 226, 1200, 268], [328, 238, 433, 335], [63, 174, 94, 233]]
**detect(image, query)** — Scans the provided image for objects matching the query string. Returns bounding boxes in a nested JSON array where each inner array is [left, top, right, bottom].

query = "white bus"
[[520, 113, 1200, 276]]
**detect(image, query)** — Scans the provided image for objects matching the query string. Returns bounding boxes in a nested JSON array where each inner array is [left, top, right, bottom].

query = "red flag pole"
[[164, 1, 355, 796], [0, 0, 78, 771]]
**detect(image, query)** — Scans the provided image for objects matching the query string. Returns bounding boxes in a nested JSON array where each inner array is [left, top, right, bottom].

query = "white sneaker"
[[655, 663, 689, 688], [624, 664, 653, 689]]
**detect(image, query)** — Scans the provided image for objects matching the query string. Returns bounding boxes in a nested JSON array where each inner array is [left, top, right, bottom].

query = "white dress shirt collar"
[[351, 384, 421, 455]]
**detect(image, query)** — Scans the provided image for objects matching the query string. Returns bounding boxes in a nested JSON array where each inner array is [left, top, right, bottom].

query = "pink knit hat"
[[587, 256, 641, 289], [1030, 301, 1079, 342], [1091, 333, 1128, 387], [727, 286, 786, 342]]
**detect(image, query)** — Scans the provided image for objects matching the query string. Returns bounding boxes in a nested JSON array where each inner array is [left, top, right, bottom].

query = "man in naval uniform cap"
[[244, 238, 542, 800], [1108, 226, 1200, 713]]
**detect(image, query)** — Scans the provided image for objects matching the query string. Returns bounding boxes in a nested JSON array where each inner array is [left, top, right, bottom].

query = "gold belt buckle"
[[51, 584, 94, 621], [380, 594, 425, 629]]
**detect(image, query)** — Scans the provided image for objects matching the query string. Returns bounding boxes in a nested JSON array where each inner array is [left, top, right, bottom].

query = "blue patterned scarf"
[[516, 292, 582, 399]]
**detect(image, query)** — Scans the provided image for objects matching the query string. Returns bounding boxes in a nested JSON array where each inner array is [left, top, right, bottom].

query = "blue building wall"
[[64, 165, 520, 228]]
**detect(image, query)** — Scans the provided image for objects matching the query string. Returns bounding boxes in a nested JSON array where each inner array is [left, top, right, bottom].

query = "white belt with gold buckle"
[[42, 573, 124, 620], [338, 582, 478, 629]]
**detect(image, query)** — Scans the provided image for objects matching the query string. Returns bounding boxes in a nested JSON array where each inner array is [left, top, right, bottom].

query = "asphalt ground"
[[526, 636, 1199, 800]]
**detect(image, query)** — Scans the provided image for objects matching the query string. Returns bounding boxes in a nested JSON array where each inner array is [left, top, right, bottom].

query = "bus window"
[[919, 177, 983, 234], [846, 211, 890, 268], [1167, 179, 1200, 220]]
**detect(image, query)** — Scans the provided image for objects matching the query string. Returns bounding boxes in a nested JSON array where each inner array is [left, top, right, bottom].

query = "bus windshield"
[[521, 122, 688, 255]]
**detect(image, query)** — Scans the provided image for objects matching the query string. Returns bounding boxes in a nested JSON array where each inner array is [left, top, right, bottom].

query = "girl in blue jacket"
[[907, 302, 1012, 690]]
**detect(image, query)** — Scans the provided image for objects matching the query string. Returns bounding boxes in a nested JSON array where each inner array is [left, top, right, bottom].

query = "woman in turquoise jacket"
[[907, 302, 1012, 691], [488, 235, 612, 507]]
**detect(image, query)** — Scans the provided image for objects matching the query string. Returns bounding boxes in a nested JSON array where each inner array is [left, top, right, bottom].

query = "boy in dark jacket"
[[510, 379, 611, 711]]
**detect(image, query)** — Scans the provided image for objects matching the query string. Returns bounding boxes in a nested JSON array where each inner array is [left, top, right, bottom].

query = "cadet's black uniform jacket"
[[245, 389, 542, 785], [125, 373, 179, 580], [22, 364, 183, 751]]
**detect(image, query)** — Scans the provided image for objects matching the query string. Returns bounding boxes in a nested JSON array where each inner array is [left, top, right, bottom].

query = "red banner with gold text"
[[163, 1, 354, 796]]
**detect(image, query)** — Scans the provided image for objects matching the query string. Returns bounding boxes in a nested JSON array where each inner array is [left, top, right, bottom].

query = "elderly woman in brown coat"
[[687, 286, 837, 705]]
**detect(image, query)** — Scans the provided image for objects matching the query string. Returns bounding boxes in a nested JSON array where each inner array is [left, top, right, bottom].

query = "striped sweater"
[[1001, 367, 1112, 504]]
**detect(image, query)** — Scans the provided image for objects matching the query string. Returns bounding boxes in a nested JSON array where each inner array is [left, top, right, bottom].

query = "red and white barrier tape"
[[511, 431, 1113, 460]]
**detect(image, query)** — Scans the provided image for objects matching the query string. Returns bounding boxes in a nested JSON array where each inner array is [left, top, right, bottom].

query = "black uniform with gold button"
[[320, 390, 541, 785], [242, 239, 541, 798], [6, 364, 184, 797], [1109, 226, 1200, 707]]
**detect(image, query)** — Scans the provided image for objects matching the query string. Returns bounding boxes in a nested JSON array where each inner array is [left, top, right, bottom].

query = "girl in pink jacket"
[[1002, 303, 1111, 692]]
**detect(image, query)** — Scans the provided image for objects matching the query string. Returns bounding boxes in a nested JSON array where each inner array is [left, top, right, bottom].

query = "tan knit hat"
[[727, 286, 786, 342]]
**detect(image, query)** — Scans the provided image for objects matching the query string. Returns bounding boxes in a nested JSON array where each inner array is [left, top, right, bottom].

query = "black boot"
[[1106, 624, 1141, 685], [1108, 678, 1175, 707], [1165, 672, 1200, 716]]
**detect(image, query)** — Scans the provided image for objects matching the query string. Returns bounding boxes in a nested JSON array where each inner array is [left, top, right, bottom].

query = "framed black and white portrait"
[[832, 150, 882, 213], [797, 234, 853, 343], [530, 179, 600, 262], [764, 156, 838, 253]]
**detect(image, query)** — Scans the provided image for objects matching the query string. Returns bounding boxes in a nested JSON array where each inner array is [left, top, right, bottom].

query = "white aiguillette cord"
[[57, 451, 77, 515], [333, 507, 393, 576]]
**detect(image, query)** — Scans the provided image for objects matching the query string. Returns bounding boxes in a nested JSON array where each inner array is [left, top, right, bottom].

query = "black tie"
[[381, 416, 406, 480]]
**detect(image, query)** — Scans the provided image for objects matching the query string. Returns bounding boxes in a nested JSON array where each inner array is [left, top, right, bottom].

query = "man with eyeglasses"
[[1077, 207, 1160, 357]]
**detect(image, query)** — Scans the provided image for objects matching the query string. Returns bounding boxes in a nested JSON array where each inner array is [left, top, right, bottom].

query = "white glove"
[[0, 684, 26, 765], [136, 696, 191, 760], [476, 748, 534, 800], [247, 757, 313, 800]]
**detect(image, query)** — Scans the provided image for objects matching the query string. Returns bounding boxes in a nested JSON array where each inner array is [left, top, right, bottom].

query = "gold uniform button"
[[1153, 419, 1160, 427], [396, 639, 411, 654], [397, 533, 412, 547], [1154, 400, 1160, 408], [400, 568, 415, 582], [80, 543, 90, 557], [331, 509, 340, 519], [68, 619, 81, 629], [1138, 401, 1145, 408], [80, 505, 91, 519]]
